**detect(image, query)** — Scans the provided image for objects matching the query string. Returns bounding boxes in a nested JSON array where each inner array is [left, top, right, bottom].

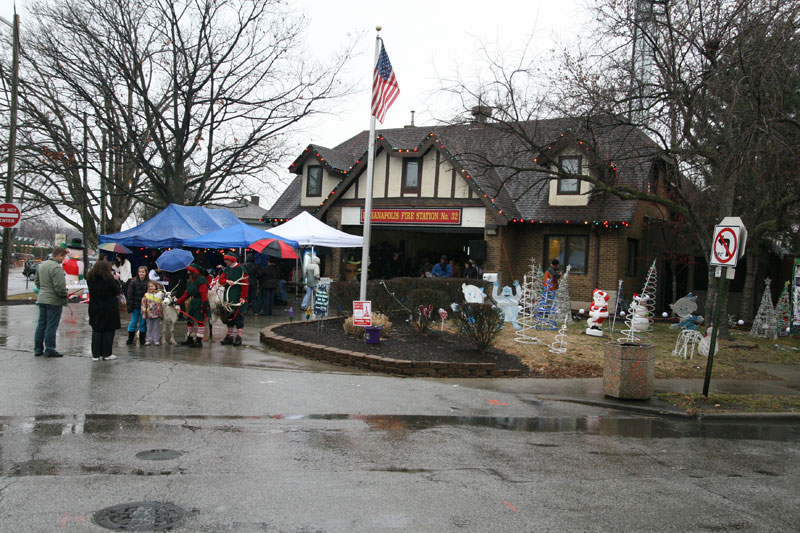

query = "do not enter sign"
[[0, 203, 21, 229]]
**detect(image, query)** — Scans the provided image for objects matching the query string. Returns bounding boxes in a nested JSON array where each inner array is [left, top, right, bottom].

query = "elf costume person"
[[175, 263, 210, 348], [219, 253, 249, 346]]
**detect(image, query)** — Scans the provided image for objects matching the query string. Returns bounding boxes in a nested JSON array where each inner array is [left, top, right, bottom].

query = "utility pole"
[[0, 12, 20, 301]]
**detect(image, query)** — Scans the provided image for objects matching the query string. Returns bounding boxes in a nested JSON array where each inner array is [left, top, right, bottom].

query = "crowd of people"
[[32, 246, 299, 360]]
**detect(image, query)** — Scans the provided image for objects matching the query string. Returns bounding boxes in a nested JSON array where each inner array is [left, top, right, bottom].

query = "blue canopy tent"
[[99, 204, 242, 249], [183, 223, 298, 249]]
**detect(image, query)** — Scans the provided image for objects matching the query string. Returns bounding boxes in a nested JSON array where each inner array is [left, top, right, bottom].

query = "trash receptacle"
[[365, 325, 383, 345], [603, 342, 655, 400]]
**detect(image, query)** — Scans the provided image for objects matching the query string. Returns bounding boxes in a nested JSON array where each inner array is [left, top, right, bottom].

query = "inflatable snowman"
[[492, 281, 522, 330], [62, 237, 85, 286]]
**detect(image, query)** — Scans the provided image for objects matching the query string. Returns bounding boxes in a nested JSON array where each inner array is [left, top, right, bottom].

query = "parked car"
[[22, 260, 40, 281]]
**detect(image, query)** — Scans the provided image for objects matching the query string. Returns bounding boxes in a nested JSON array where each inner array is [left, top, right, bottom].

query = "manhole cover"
[[93, 501, 185, 531], [135, 449, 184, 461]]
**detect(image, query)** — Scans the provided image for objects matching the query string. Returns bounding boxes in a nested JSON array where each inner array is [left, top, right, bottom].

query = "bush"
[[343, 312, 392, 338], [407, 288, 450, 312], [454, 302, 505, 353]]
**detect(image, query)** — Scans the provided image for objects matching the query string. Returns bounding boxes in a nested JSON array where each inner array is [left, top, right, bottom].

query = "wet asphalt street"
[[1, 304, 799, 531]]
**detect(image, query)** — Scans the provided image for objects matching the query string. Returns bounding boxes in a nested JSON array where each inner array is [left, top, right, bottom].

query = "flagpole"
[[359, 29, 382, 302]]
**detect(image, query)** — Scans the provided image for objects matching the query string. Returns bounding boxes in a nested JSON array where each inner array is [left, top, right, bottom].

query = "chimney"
[[470, 105, 493, 125], [404, 110, 416, 128], [250, 196, 259, 206]]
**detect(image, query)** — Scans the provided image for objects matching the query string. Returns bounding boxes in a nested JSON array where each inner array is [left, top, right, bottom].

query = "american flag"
[[372, 43, 399, 123]]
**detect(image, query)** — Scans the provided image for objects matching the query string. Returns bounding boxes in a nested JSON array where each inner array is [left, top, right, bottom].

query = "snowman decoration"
[[629, 293, 651, 331], [62, 237, 86, 286], [698, 327, 720, 357], [585, 289, 610, 337]]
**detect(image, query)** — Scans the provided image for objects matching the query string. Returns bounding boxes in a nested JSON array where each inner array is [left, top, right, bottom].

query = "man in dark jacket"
[[257, 257, 280, 316]]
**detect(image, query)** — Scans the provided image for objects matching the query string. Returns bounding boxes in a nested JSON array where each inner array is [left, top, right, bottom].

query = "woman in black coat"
[[86, 259, 122, 361]]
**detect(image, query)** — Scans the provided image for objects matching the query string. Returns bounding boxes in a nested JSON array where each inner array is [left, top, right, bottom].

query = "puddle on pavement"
[[0, 414, 798, 442]]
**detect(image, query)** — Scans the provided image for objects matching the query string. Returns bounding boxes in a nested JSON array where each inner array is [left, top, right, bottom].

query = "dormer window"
[[402, 158, 421, 193], [307, 165, 322, 197], [557, 155, 581, 195]]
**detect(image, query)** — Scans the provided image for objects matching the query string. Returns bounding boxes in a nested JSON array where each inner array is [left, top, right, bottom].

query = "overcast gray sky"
[[1, 0, 590, 203]]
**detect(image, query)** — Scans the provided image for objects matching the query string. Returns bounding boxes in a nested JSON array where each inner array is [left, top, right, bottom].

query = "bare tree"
[[440, 0, 800, 324], [1, 0, 356, 240]]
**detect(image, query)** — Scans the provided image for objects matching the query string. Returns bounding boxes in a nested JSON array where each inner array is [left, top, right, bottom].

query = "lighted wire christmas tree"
[[774, 281, 790, 337], [549, 314, 569, 354], [619, 259, 657, 344], [534, 277, 558, 330], [515, 258, 542, 345], [750, 278, 776, 339], [554, 265, 572, 325]]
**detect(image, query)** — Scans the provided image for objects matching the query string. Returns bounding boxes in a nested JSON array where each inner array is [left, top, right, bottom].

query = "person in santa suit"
[[218, 252, 249, 346], [62, 237, 85, 285]]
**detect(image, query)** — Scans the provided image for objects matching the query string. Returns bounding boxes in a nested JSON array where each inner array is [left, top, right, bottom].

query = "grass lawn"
[[485, 320, 800, 379], [657, 392, 800, 414]]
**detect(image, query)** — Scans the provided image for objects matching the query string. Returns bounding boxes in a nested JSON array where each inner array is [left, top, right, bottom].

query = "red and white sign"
[[0, 203, 21, 229], [353, 300, 372, 326], [710, 225, 741, 267]]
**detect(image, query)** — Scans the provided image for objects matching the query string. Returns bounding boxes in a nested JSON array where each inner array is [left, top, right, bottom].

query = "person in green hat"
[[218, 252, 249, 346], [174, 263, 209, 347]]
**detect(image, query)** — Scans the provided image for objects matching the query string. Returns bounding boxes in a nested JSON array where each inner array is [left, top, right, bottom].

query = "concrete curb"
[[260, 321, 521, 378], [541, 395, 800, 420]]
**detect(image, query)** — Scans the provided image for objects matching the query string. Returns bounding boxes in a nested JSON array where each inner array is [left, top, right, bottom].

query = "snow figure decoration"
[[534, 277, 558, 330], [775, 281, 790, 337], [620, 259, 657, 343], [669, 293, 704, 330], [554, 265, 573, 325], [462, 284, 486, 304], [750, 278, 777, 339], [62, 237, 85, 285], [493, 281, 522, 330], [515, 259, 543, 345], [698, 327, 720, 357], [585, 289, 610, 337], [549, 314, 569, 354]]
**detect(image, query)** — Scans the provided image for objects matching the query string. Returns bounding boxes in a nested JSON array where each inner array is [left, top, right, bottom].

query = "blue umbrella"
[[156, 249, 194, 272]]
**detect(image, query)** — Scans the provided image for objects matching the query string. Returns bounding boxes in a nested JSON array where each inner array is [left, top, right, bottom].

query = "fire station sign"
[[361, 208, 462, 225]]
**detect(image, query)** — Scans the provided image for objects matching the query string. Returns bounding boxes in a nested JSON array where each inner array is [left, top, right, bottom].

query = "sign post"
[[703, 217, 747, 396]]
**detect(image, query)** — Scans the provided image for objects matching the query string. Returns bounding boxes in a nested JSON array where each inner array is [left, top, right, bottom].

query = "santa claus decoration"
[[62, 237, 85, 285], [586, 288, 610, 337]]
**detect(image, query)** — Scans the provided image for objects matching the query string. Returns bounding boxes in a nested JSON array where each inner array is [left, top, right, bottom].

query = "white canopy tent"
[[268, 211, 363, 248]]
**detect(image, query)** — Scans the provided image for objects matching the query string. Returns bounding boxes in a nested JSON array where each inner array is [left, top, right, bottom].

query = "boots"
[[180, 336, 195, 346], [139, 333, 147, 346], [190, 337, 202, 348], [126, 331, 136, 345], [220, 335, 233, 345], [233, 335, 242, 346]]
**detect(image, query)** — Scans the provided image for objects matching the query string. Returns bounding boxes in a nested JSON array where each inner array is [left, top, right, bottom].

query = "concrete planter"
[[603, 342, 655, 400]]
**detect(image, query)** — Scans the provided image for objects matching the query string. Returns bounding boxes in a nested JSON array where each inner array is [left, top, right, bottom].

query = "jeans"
[[34, 304, 63, 355], [91, 329, 115, 358], [249, 291, 260, 315], [278, 280, 288, 303], [259, 287, 275, 316], [127, 309, 147, 333]]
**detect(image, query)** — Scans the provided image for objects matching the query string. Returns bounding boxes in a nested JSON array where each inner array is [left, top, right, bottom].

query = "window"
[[307, 166, 322, 197], [545, 235, 589, 274], [403, 158, 421, 193], [626, 238, 639, 277], [557, 155, 581, 195]]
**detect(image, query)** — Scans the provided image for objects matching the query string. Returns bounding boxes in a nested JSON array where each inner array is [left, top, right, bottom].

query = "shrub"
[[407, 288, 449, 311], [454, 302, 505, 353], [343, 312, 392, 338]]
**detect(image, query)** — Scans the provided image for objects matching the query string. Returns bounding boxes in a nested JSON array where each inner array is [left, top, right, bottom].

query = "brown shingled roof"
[[273, 116, 661, 223]]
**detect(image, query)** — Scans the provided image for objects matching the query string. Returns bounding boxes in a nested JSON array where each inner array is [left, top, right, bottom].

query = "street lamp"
[[0, 11, 19, 301]]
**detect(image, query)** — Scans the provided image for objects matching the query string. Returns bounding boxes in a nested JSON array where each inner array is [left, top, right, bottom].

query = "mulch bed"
[[274, 316, 530, 375]]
